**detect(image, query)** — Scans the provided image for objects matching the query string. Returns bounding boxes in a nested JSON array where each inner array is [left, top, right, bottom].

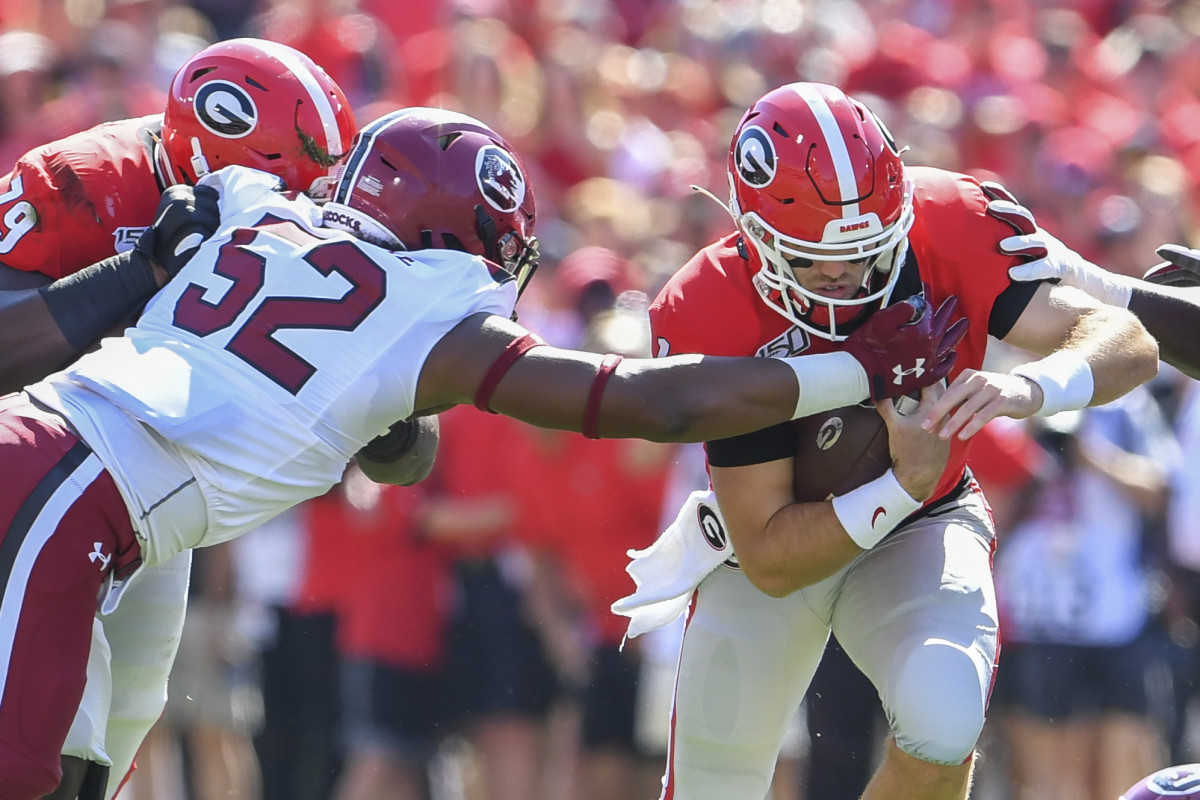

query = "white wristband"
[[1009, 350, 1094, 417], [1094, 272, 1133, 309], [781, 351, 870, 419], [830, 469, 922, 550]]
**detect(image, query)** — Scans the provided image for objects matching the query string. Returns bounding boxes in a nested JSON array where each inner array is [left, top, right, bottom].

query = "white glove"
[[979, 180, 1134, 309], [1002, 225, 1134, 309]]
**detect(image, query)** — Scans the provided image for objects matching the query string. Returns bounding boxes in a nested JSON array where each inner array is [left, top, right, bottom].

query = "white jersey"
[[28, 166, 517, 565]]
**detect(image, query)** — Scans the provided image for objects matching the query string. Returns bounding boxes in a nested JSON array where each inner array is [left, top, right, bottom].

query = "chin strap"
[[188, 136, 210, 180]]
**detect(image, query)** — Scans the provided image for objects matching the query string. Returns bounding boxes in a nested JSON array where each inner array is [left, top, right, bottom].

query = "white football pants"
[[661, 488, 999, 800]]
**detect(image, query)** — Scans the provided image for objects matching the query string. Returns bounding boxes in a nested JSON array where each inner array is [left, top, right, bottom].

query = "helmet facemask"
[[735, 176, 914, 341]]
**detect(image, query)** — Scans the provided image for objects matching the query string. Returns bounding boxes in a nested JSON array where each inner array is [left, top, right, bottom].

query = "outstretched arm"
[[924, 282, 1158, 441], [985, 186, 1200, 380], [414, 298, 966, 444], [0, 264, 71, 393], [1125, 284, 1200, 380], [414, 312, 806, 442]]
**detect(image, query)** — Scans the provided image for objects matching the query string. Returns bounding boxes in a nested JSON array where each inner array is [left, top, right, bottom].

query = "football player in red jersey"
[[0, 38, 356, 800], [638, 83, 1158, 800], [0, 104, 968, 800]]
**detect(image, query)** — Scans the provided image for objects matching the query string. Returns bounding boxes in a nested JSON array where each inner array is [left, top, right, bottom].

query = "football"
[[792, 396, 916, 503]]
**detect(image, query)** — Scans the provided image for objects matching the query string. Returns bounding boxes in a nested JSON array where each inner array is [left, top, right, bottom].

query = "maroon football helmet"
[[727, 82, 913, 341], [323, 107, 539, 295], [161, 38, 356, 193], [1122, 765, 1200, 799]]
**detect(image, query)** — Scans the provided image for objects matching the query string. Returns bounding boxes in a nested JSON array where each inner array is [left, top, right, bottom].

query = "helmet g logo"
[[476, 145, 526, 213], [194, 80, 258, 139], [734, 126, 776, 188]]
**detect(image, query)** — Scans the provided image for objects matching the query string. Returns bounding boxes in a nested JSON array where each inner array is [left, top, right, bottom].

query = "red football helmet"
[[161, 38, 356, 193], [323, 107, 539, 295], [1122, 765, 1200, 799], [728, 82, 914, 340]]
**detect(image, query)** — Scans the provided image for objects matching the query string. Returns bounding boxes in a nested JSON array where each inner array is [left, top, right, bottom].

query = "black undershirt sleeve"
[[988, 279, 1043, 339], [706, 420, 795, 468]]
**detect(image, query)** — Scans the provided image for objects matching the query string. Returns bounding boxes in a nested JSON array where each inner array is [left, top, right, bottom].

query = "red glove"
[[844, 295, 968, 402]]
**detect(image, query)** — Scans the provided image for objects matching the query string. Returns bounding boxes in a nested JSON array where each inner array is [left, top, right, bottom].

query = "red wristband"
[[474, 333, 546, 413], [582, 353, 623, 440]]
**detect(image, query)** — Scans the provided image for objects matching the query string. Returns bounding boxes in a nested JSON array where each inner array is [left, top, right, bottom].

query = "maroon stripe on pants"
[[0, 400, 140, 799]]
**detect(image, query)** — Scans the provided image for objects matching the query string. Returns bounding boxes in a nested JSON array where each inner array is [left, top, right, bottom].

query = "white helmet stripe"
[[246, 38, 346, 157], [793, 83, 860, 219], [333, 110, 410, 205]]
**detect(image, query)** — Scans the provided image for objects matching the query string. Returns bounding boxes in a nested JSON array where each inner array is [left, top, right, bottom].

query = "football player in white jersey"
[[0, 107, 967, 798]]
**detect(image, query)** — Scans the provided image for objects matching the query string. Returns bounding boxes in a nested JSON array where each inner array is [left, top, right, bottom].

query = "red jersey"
[[0, 115, 166, 280], [650, 166, 1039, 504]]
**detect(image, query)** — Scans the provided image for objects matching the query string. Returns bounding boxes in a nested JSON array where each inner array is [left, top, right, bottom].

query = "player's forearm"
[[420, 314, 885, 443], [436, 342, 804, 443], [0, 288, 78, 393], [0, 252, 163, 392], [1127, 284, 1200, 380], [1061, 304, 1159, 406], [737, 502, 861, 597]]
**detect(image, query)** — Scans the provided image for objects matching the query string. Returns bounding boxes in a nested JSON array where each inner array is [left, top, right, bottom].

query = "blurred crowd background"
[[6, 0, 1200, 799]]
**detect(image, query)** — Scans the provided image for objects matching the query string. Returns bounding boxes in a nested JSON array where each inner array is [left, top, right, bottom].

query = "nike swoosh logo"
[[872, 506, 887, 527]]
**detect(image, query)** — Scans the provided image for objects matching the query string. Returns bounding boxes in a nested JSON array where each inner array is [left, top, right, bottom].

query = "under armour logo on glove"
[[843, 294, 968, 402], [892, 359, 926, 385]]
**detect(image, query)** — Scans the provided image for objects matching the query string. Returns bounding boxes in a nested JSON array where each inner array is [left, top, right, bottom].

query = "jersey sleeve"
[[906, 167, 1040, 341], [648, 243, 764, 359], [0, 117, 164, 279]]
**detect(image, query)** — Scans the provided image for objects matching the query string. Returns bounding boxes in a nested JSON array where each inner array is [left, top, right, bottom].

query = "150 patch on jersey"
[[113, 226, 149, 253]]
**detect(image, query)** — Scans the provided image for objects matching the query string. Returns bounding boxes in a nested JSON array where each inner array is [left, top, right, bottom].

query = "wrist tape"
[[830, 469, 922, 550], [1009, 350, 1094, 417], [781, 351, 870, 419], [38, 250, 158, 350]]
